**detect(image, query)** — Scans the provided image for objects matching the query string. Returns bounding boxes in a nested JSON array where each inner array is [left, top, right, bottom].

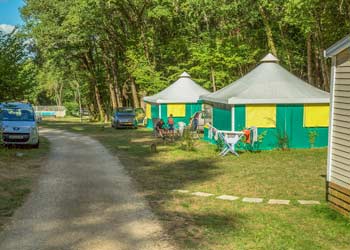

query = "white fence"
[[33, 106, 66, 118]]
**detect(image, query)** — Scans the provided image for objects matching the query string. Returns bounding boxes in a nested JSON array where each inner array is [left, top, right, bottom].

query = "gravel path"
[[0, 129, 175, 250]]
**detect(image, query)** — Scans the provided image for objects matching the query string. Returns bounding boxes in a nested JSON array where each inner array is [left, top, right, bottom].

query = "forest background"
[[1, 0, 349, 121]]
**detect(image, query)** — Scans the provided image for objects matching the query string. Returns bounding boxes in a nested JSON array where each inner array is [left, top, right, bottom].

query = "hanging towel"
[[243, 129, 251, 143], [214, 129, 219, 141], [250, 126, 258, 145], [208, 127, 213, 139]]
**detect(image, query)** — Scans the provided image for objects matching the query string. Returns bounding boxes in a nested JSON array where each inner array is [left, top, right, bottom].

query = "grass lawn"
[[0, 137, 49, 230], [43, 118, 350, 250]]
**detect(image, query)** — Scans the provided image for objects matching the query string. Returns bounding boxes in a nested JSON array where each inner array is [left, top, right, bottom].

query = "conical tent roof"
[[201, 53, 329, 104], [144, 72, 210, 104]]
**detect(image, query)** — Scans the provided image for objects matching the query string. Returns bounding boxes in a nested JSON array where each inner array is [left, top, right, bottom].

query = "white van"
[[0, 102, 40, 148]]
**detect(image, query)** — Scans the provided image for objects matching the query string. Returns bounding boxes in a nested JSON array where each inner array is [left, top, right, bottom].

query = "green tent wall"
[[146, 102, 203, 129], [205, 104, 328, 150]]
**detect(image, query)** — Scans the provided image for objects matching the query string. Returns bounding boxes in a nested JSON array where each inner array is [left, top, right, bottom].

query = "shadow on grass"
[[108, 140, 245, 249]]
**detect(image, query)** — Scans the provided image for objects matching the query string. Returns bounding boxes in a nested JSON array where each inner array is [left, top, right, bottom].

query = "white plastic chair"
[[218, 130, 244, 156], [177, 121, 186, 137]]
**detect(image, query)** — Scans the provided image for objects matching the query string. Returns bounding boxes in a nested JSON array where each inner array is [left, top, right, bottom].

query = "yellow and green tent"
[[200, 53, 330, 149], [144, 72, 210, 128]]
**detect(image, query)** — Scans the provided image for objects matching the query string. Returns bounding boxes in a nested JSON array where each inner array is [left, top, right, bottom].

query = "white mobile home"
[[325, 35, 350, 217]]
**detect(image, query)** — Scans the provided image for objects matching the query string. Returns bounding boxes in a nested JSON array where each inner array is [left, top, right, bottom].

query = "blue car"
[[0, 102, 40, 148], [111, 107, 138, 129]]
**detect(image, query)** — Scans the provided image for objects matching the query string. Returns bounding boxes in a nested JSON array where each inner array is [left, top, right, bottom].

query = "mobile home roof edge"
[[325, 35, 350, 58]]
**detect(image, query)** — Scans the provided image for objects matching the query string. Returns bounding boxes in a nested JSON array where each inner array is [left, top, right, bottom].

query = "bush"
[[308, 130, 318, 148], [276, 129, 289, 150], [181, 127, 196, 151], [64, 102, 79, 116]]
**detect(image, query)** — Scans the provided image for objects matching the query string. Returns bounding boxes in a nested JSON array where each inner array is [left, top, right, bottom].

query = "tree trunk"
[[115, 86, 123, 108], [279, 23, 292, 70], [94, 84, 106, 122], [306, 33, 313, 85], [258, 4, 277, 56], [319, 49, 330, 91], [314, 48, 321, 88], [122, 83, 129, 106], [110, 59, 123, 107], [140, 25, 151, 64], [88, 86, 98, 121], [101, 51, 118, 110], [58, 83, 64, 106], [54, 83, 64, 107], [109, 82, 118, 110], [139, 90, 146, 110], [76, 82, 83, 123], [130, 77, 140, 108], [314, 13, 330, 91], [88, 104, 95, 120], [314, 29, 330, 91], [81, 52, 107, 121], [238, 64, 244, 77], [210, 67, 217, 92]]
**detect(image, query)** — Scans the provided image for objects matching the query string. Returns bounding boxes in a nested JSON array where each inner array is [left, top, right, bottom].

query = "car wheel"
[[33, 141, 40, 148]]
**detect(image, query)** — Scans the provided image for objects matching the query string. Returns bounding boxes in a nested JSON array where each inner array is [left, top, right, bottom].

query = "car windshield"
[[116, 108, 134, 114], [135, 108, 144, 115], [0, 108, 35, 122]]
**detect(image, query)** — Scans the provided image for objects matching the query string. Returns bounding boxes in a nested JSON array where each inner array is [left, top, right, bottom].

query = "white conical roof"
[[201, 54, 329, 104], [144, 72, 210, 104], [180, 71, 191, 77], [260, 53, 279, 62]]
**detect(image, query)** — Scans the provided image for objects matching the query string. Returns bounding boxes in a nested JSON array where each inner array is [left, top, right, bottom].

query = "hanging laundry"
[[214, 131, 219, 141], [250, 126, 258, 145], [243, 129, 251, 143], [208, 127, 213, 139]]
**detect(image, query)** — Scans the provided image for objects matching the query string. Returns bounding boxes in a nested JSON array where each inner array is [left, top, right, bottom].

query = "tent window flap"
[[146, 104, 151, 119], [246, 105, 276, 128], [304, 104, 329, 127], [167, 104, 186, 117]]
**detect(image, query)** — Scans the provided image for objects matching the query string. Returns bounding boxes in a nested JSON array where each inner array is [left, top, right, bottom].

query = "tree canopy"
[[1, 0, 349, 120], [0, 29, 38, 102]]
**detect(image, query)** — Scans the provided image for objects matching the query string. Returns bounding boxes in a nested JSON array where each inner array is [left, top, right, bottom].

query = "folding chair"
[[177, 121, 186, 137], [218, 131, 244, 156]]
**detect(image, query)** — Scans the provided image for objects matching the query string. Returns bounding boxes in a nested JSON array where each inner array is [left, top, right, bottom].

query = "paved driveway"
[[0, 129, 175, 250]]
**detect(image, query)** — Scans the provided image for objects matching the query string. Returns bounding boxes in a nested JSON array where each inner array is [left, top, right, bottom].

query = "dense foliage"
[[0, 30, 37, 102], [3, 0, 350, 120]]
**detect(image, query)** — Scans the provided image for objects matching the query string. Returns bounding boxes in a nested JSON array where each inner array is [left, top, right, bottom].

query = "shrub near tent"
[[143, 72, 210, 129], [201, 53, 330, 150]]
